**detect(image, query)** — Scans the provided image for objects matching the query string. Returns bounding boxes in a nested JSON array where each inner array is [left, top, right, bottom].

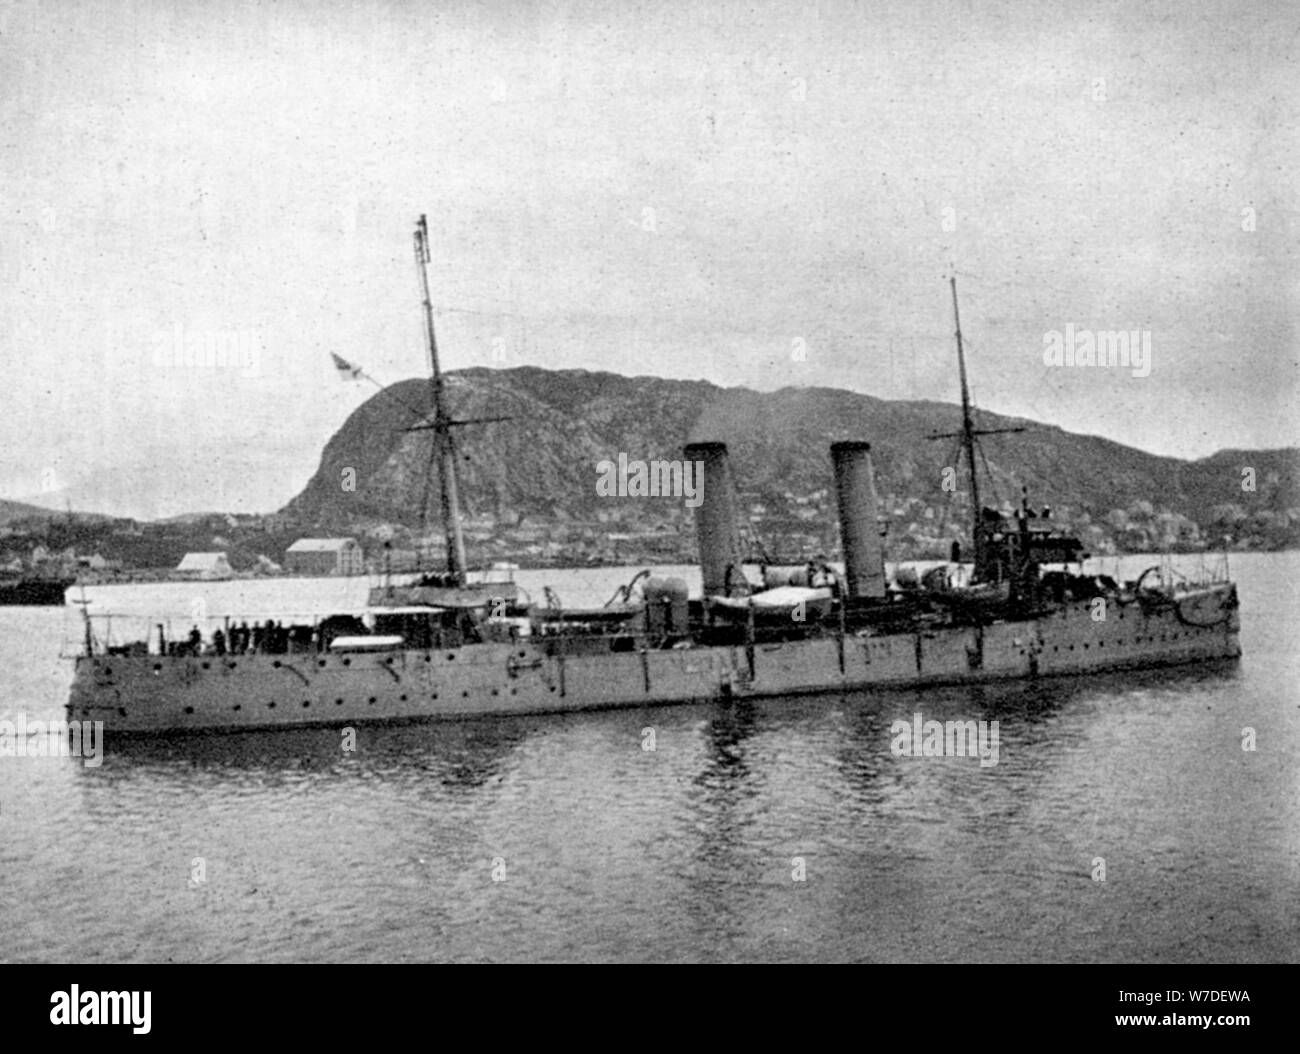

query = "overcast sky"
[[2, 0, 1296, 519]]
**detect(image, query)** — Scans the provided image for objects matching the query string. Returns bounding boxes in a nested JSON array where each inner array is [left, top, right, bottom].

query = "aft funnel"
[[684, 441, 745, 597], [831, 441, 887, 599]]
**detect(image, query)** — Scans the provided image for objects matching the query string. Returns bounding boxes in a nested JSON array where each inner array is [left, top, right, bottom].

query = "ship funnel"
[[831, 441, 886, 599], [684, 441, 745, 597]]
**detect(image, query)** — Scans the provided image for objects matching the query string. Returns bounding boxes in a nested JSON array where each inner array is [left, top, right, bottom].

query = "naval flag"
[[331, 353, 363, 381]]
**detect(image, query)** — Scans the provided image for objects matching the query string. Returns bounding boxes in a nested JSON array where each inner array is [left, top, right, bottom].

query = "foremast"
[[413, 215, 469, 585]]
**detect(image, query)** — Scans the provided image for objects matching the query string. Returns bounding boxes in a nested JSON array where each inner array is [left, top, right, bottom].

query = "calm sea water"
[[1, 553, 1297, 963]]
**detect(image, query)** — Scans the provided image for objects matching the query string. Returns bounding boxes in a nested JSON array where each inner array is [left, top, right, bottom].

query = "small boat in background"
[[0, 572, 72, 606]]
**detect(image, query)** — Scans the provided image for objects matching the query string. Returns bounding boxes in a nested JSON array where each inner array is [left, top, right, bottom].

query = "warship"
[[66, 223, 1241, 735]]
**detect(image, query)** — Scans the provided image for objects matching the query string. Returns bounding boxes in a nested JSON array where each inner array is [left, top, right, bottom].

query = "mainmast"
[[950, 276, 982, 527], [414, 214, 468, 584], [928, 276, 1025, 580]]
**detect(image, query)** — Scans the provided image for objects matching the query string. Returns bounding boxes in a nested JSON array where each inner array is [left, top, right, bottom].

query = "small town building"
[[285, 537, 364, 576], [176, 552, 234, 580]]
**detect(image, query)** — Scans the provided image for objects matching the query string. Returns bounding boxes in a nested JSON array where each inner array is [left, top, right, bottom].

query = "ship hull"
[[68, 585, 1241, 736]]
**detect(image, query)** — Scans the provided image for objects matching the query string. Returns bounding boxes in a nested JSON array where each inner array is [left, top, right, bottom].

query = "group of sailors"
[[172, 620, 316, 656]]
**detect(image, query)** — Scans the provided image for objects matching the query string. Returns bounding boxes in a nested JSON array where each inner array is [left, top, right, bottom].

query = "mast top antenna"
[[415, 214, 431, 263]]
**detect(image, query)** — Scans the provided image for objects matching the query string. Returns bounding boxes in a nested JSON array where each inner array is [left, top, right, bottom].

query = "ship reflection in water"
[[36, 656, 1278, 964]]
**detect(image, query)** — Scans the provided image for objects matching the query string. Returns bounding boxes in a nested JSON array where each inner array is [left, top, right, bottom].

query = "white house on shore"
[[285, 537, 365, 576], [176, 552, 234, 580]]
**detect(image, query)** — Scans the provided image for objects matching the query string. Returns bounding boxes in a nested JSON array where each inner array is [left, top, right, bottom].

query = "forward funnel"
[[831, 441, 887, 599]]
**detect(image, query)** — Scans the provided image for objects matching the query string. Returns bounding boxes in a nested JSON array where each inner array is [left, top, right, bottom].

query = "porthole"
[[184, 706, 194, 714], [201, 662, 210, 670], [233, 704, 241, 712], [447, 653, 456, 661], [303, 700, 311, 708], [462, 690, 470, 698], [368, 696, 377, 704], [268, 701, 276, 709], [343, 658, 351, 667], [318, 659, 327, 668], [335, 698, 344, 706]]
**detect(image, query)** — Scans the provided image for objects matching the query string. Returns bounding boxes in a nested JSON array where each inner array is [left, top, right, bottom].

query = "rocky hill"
[[281, 366, 1300, 557]]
